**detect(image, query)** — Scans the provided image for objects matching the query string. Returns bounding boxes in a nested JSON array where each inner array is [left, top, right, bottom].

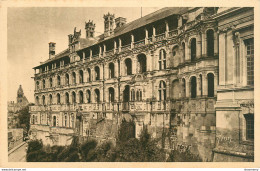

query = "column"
[[83, 51, 85, 59], [99, 46, 102, 57], [145, 28, 148, 44], [114, 40, 117, 53], [152, 26, 156, 42], [214, 72, 218, 96], [104, 64, 109, 80], [202, 73, 208, 97], [118, 38, 122, 52], [185, 77, 190, 98], [103, 44, 106, 56], [90, 49, 92, 60], [185, 39, 189, 62], [214, 31, 219, 56], [131, 34, 134, 49], [197, 74, 201, 97], [196, 33, 202, 58], [132, 58, 137, 74], [218, 31, 226, 85], [114, 61, 119, 78], [165, 20, 169, 37], [201, 32, 206, 57]]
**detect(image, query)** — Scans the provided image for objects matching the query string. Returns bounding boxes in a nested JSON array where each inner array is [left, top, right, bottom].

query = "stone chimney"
[[115, 17, 126, 28], [103, 12, 115, 37], [85, 20, 96, 39], [49, 42, 56, 59]]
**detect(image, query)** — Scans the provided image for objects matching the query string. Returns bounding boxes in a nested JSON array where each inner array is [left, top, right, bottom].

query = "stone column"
[[131, 34, 134, 49], [118, 38, 122, 52], [201, 32, 206, 57], [165, 20, 169, 38], [114, 40, 117, 53], [185, 39, 189, 62], [132, 57, 137, 74], [103, 44, 106, 56], [185, 77, 190, 98], [145, 28, 148, 44], [152, 26, 156, 42], [114, 61, 119, 78], [214, 31, 219, 56], [104, 64, 109, 80], [202, 73, 208, 97], [214, 72, 218, 96], [83, 51, 85, 59], [90, 49, 92, 60], [196, 33, 202, 59], [99, 46, 102, 57]]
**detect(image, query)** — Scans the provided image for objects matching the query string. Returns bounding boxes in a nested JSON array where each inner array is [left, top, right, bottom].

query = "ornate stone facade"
[[29, 7, 254, 162]]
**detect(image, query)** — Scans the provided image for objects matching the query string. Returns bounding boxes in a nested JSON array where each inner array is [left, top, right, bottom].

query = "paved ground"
[[8, 142, 27, 162]]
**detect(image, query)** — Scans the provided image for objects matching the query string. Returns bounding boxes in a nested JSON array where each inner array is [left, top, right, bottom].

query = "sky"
[[7, 7, 160, 102]]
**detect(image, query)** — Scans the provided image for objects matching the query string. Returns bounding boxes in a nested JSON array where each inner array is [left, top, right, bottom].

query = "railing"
[[155, 33, 165, 41], [168, 29, 178, 37], [134, 39, 145, 48], [105, 49, 114, 56], [121, 44, 131, 51], [92, 54, 99, 58]]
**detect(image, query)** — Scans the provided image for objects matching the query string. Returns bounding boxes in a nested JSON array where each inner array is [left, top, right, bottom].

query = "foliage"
[[17, 105, 31, 133], [117, 118, 135, 143], [80, 139, 97, 162], [166, 149, 202, 162]]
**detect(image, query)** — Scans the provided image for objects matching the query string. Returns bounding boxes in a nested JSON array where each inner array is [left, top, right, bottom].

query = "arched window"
[[207, 73, 214, 97], [72, 72, 76, 84], [159, 81, 166, 101], [199, 74, 203, 96], [57, 75, 61, 86], [190, 38, 196, 62], [95, 66, 100, 80], [65, 74, 69, 86], [57, 93, 60, 104], [86, 90, 91, 103], [131, 89, 135, 101], [49, 78, 53, 88], [42, 95, 45, 105], [36, 96, 39, 105], [190, 76, 197, 98], [72, 91, 76, 103], [108, 87, 115, 102], [79, 70, 84, 83], [95, 89, 100, 103], [79, 91, 84, 103], [182, 42, 185, 61], [53, 116, 56, 127], [36, 81, 40, 90], [182, 78, 186, 98], [49, 94, 53, 104], [137, 54, 147, 73], [159, 49, 166, 70], [43, 79, 46, 89], [87, 68, 91, 82], [125, 58, 132, 75], [140, 91, 142, 101], [65, 92, 69, 104], [109, 63, 115, 78], [206, 29, 214, 57]]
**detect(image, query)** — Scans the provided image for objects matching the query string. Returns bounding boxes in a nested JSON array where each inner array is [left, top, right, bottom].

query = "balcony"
[[105, 49, 114, 56], [168, 29, 178, 38], [155, 33, 165, 41], [121, 44, 131, 51], [134, 39, 145, 48]]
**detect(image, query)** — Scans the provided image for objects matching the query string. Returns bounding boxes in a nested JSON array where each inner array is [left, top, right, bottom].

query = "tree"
[[17, 105, 31, 133]]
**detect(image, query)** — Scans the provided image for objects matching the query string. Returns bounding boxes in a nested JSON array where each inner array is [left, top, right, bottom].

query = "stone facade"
[[29, 7, 254, 162]]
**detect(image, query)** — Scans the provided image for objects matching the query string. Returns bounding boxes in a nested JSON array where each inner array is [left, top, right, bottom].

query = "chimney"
[[103, 12, 115, 37], [85, 20, 96, 39], [49, 42, 56, 59], [115, 17, 126, 28]]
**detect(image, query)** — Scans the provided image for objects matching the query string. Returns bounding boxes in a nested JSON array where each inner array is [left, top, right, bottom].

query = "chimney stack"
[[103, 12, 115, 37], [115, 17, 127, 28], [85, 20, 96, 39], [49, 42, 56, 59]]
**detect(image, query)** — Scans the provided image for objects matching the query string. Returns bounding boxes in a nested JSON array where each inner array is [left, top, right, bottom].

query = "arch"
[[207, 73, 214, 97], [95, 66, 100, 80], [65, 92, 69, 104], [57, 93, 61, 104], [49, 78, 53, 88], [190, 38, 196, 62], [190, 76, 197, 98], [43, 79, 46, 89], [49, 94, 53, 104], [172, 79, 180, 99], [86, 90, 91, 103], [53, 116, 56, 127], [72, 72, 76, 84], [57, 75, 61, 86], [65, 73, 69, 86], [159, 80, 166, 100], [79, 70, 84, 83], [137, 53, 147, 73], [35, 96, 39, 105], [206, 29, 214, 57], [109, 62, 115, 78], [182, 78, 186, 98], [108, 87, 115, 102], [87, 68, 91, 82], [123, 85, 130, 102], [125, 58, 132, 75], [72, 91, 76, 103], [42, 95, 45, 105], [94, 89, 100, 103], [159, 49, 166, 70], [79, 91, 84, 103]]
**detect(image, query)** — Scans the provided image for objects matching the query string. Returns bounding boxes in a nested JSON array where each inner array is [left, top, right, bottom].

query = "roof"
[[35, 7, 190, 69]]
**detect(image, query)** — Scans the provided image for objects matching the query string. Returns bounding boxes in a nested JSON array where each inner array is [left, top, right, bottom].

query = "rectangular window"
[[245, 38, 254, 85], [244, 114, 254, 140]]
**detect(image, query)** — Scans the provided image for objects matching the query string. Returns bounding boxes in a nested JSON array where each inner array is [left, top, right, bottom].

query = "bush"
[[167, 150, 202, 162]]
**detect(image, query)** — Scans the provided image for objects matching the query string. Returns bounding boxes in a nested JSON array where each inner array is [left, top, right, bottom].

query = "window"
[[79, 91, 84, 103], [65, 74, 69, 86], [32, 115, 35, 124], [108, 88, 115, 102], [95, 89, 100, 103], [159, 49, 166, 70], [53, 116, 56, 127], [36, 96, 39, 105], [43, 79, 46, 89], [87, 68, 91, 82], [207, 29, 214, 57], [182, 78, 186, 98], [190, 76, 197, 98], [72, 72, 76, 84], [159, 81, 166, 101], [190, 38, 196, 62], [64, 115, 67, 127], [49, 78, 53, 88], [36, 81, 40, 90], [182, 42, 185, 60], [86, 90, 91, 103], [42, 95, 45, 105], [244, 114, 254, 140], [131, 89, 135, 101], [65, 92, 69, 104], [207, 73, 214, 97], [49, 94, 53, 104], [137, 54, 147, 73], [57, 75, 61, 86], [245, 38, 254, 85], [79, 70, 84, 83], [125, 58, 132, 75], [95, 66, 100, 80], [57, 93, 60, 104], [109, 63, 115, 78], [72, 91, 76, 103]]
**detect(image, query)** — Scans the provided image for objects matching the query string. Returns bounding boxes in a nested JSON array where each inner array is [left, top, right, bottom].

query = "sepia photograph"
[[1, 1, 259, 168]]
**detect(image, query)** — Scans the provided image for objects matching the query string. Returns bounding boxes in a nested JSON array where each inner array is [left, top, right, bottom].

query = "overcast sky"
[[7, 7, 160, 102]]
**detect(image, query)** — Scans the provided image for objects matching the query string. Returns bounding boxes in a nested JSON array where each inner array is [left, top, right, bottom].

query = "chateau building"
[[29, 7, 254, 162]]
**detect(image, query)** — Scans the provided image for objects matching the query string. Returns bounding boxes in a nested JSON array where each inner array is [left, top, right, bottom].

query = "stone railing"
[[155, 33, 165, 41], [168, 29, 178, 38], [121, 44, 131, 51], [134, 39, 145, 48], [105, 49, 114, 56]]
